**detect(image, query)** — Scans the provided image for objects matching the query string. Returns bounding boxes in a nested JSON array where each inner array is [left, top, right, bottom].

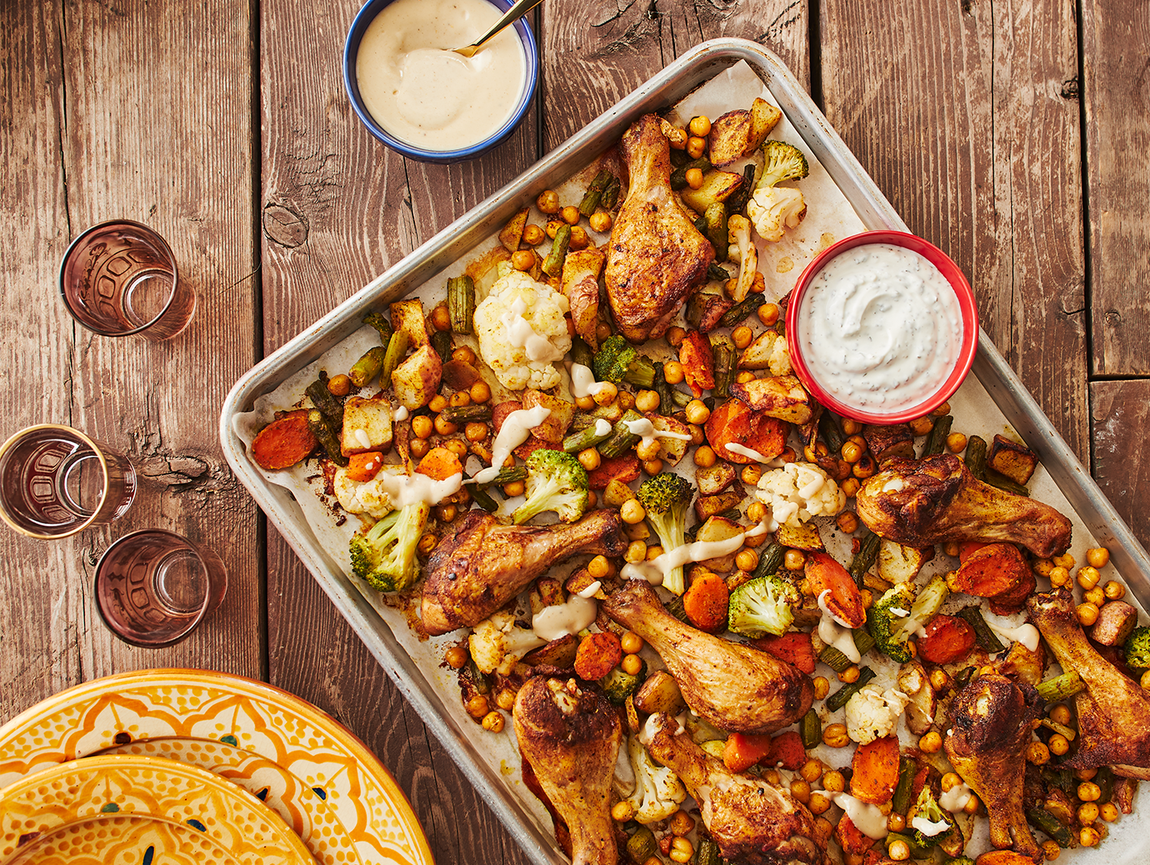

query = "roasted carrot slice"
[[416, 446, 463, 480], [723, 732, 773, 773], [805, 551, 866, 629], [849, 735, 900, 805], [766, 730, 806, 770], [957, 540, 986, 564], [916, 614, 977, 665], [948, 543, 1031, 599], [345, 451, 385, 482], [834, 815, 875, 856], [573, 632, 623, 681], [683, 570, 730, 633], [975, 852, 1044, 865], [704, 399, 787, 464], [251, 410, 318, 471], [751, 632, 817, 674], [680, 330, 715, 397], [588, 453, 641, 490]]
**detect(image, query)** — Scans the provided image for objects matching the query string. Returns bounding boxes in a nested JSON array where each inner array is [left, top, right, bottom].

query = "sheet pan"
[[221, 38, 1150, 865]]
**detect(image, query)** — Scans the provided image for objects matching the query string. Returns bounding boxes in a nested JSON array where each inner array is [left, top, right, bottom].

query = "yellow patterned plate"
[[0, 670, 433, 865], [103, 738, 365, 865], [7, 816, 245, 865], [0, 754, 314, 865]]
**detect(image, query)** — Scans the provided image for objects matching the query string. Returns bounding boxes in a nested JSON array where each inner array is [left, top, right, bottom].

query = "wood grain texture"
[[259, 3, 539, 863], [1091, 381, 1150, 550], [540, 0, 810, 153], [1082, 0, 1150, 376], [820, 0, 1089, 462]]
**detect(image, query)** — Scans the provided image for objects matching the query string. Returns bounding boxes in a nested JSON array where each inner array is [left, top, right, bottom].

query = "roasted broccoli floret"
[[908, 785, 960, 851], [600, 659, 648, 704], [870, 575, 950, 663], [512, 449, 590, 525], [759, 140, 810, 188], [349, 500, 430, 593], [636, 472, 694, 596], [727, 573, 800, 638], [1126, 625, 1150, 670], [592, 335, 657, 388]]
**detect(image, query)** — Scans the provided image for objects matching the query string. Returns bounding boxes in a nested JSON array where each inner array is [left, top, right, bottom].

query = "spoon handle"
[[455, 0, 545, 57]]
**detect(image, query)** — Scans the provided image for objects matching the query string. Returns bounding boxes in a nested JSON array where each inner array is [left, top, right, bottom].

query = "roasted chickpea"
[[822, 770, 846, 793], [694, 445, 717, 468], [450, 345, 477, 365], [919, 731, 943, 754], [757, 302, 781, 327], [812, 676, 830, 700], [1027, 741, 1051, 765], [411, 414, 434, 440], [1049, 733, 1071, 756], [593, 382, 618, 407], [931, 401, 951, 417], [559, 204, 581, 226], [430, 302, 451, 332], [741, 464, 762, 485], [684, 167, 704, 189], [784, 549, 806, 571], [838, 665, 860, 684], [689, 424, 706, 446], [840, 441, 864, 463], [685, 399, 711, 425], [1078, 781, 1102, 802], [1043, 840, 1061, 861], [545, 219, 563, 239], [841, 419, 862, 435], [725, 325, 751, 350], [434, 414, 457, 436], [1085, 586, 1106, 606], [575, 394, 596, 410], [835, 511, 860, 534], [1077, 565, 1101, 589], [635, 389, 661, 412], [908, 416, 934, 437], [428, 394, 449, 414], [449, 391, 472, 408], [418, 532, 438, 556], [536, 189, 560, 214], [576, 447, 602, 472], [588, 210, 613, 233], [620, 498, 646, 525], [687, 136, 707, 159], [646, 545, 664, 560], [587, 555, 612, 580], [409, 437, 430, 459], [611, 800, 636, 822], [635, 439, 661, 462], [822, 723, 849, 748], [642, 458, 664, 476], [1077, 602, 1100, 627], [1087, 546, 1111, 568], [469, 380, 491, 403], [1033, 557, 1055, 577], [481, 711, 504, 733], [663, 325, 686, 347], [327, 373, 352, 396], [746, 501, 768, 523], [688, 115, 712, 137], [625, 540, 647, 563], [616, 390, 636, 411], [1049, 703, 1072, 725], [1080, 826, 1101, 847], [1054, 552, 1077, 569], [946, 432, 968, 453], [511, 249, 536, 271], [466, 694, 490, 719], [1078, 802, 1100, 825], [790, 778, 811, 804], [444, 645, 469, 669], [930, 669, 950, 691], [522, 223, 545, 246], [808, 791, 831, 815], [669, 809, 695, 836], [663, 360, 685, 384], [735, 549, 759, 572], [502, 480, 525, 497], [568, 225, 590, 250], [840, 477, 861, 498], [1104, 579, 1126, 601], [887, 837, 911, 861], [1049, 566, 1071, 588], [800, 758, 824, 783], [1100, 802, 1119, 822]]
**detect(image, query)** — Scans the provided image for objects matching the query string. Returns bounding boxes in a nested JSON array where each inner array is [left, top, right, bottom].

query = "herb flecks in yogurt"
[[796, 243, 963, 413]]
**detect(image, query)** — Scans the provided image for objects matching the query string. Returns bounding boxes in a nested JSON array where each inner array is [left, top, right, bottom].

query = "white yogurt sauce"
[[796, 243, 964, 413], [725, 443, 768, 462], [569, 363, 611, 399], [355, 0, 527, 150], [621, 534, 747, 586], [987, 620, 1041, 652], [940, 781, 973, 812], [378, 471, 462, 507], [817, 590, 861, 664], [501, 296, 567, 362], [532, 594, 597, 641], [469, 405, 550, 484], [623, 417, 693, 452], [831, 793, 889, 839]]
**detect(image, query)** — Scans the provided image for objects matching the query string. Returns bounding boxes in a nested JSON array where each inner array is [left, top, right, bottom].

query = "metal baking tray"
[[221, 38, 1150, 865]]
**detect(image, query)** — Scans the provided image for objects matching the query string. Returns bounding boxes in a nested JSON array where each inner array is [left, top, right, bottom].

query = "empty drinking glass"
[[94, 529, 228, 647], [0, 424, 136, 539], [58, 220, 196, 340]]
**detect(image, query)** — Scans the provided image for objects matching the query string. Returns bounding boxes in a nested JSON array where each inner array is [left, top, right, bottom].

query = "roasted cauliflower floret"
[[468, 609, 547, 675], [333, 464, 403, 518], [747, 186, 808, 243], [754, 462, 845, 529], [626, 734, 687, 824], [844, 684, 911, 745], [473, 267, 571, 391]]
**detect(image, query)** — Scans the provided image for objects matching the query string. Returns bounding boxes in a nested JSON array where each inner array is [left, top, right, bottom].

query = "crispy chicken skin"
[[514, 677, 621, 865], [944, 672, 1043, 861], [421, 509, 627, 635], [603, 580, 813, 733], [605, 114, 715, 342], [856, 454, 1072, 558], [643, 713, 829, 865], [1028, 588, 1150, 778]]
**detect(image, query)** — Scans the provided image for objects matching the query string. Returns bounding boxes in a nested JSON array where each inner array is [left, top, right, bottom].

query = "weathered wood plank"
[[0, 0, 260, 720], [1091, 380, 1150, 551], [1082, 0, 1150, 376], [820, 0, 1089, 462], [540, 0, 810, 153], [259, 3, 539, 863]]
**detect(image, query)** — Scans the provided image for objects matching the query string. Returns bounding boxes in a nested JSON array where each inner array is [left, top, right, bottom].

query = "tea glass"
[[58, 220, 195, 340], [94, 529, 228, 647], [0, 424, 136, 539]]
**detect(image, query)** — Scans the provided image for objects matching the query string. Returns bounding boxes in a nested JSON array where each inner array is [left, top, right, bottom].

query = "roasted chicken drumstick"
[[421, 509, 627, 635], [856, 454, 1072, 558], [943, 672, 1042, 861], [605, 114, 715, 342], [603, 580, 813, 732], [643, 712, 829, 865], [514, 677, 622, 865], [1028, 588, 1150, 778]]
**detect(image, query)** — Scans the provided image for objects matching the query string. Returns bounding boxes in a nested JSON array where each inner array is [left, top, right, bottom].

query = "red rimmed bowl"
[[785, 230, 979, 425]]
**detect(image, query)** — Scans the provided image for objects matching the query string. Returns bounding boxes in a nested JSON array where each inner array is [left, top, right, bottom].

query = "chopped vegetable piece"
[[751, 632, 817, 674], [805, 551, 866, 629], [723, 732, 773, 773], [727, 573, 799, 638], [679, 331, 716, 397], [957, 605, 1007, 654], [850, 735, 900, 804], [251, 411, 317, 471], [574, 631, 623, 681], [682, 570, 730, 633], [1035, 670, 1085, 703], [826, 666, 876, 712], [447, 275, 476, 334], [916, 615, 977, 665]]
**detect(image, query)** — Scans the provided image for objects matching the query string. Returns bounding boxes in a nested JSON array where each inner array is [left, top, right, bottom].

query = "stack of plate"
[[0, 669, 434, 865]]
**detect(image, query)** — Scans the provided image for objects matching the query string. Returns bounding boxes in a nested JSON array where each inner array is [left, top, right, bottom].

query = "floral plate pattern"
[[103, 737, 364, 865], [0, 754, 314, 865], [6, 815, 245, 865], [0, 669, 433, 865]]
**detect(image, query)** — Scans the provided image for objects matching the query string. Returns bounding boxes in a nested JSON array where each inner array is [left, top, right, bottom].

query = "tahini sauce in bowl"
[[354, 0, 528, 152], [787, 231, 978, 424]]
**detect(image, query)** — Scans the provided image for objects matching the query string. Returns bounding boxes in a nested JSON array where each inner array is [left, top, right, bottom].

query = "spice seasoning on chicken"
[[794, 242, 963, 414]]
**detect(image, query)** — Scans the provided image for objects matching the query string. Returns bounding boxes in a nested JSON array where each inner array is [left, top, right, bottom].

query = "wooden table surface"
[[2, 1, 1147, 862]]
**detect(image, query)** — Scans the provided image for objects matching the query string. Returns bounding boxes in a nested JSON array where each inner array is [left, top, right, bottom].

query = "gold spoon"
[[453, 0, 545, 58]]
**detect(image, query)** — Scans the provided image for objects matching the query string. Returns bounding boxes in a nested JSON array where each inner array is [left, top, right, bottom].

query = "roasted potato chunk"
[[863, 423, 915, 464], [391, 343, 442, 410], [695, 515, 744, 571], [729, 375, 813, 424], [707, 97, 783, 166], [390, 298, 430, 348], [561, 246, 606, 350], [340, 394, 394, 456], [522, 389, 575, 444], [988, 434, 1039, 485], [680, 169, 745, 215], [499, 207, 530, 252], [877, 539, 928, 584]]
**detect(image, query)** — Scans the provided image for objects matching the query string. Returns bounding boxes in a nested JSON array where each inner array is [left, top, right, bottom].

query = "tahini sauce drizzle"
[[796, 243, 963, 413], [378, 471, 462, 507], [470, 406, 551, 484], [817, 590, 861, 664], [533, 595, 597, 641], [355, 0, 527, 150]]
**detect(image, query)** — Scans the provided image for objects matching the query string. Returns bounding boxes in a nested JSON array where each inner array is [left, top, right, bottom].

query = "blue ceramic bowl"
[[343, 0, 539, 163]]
